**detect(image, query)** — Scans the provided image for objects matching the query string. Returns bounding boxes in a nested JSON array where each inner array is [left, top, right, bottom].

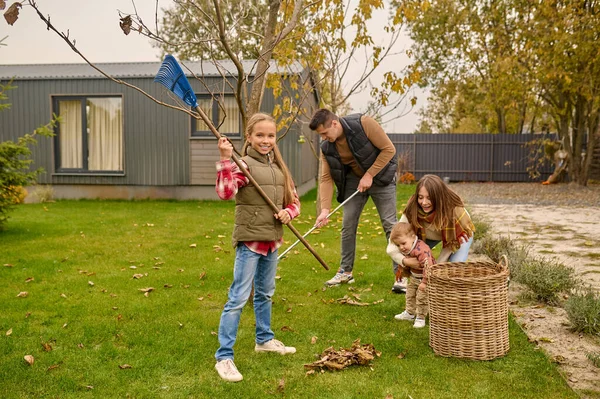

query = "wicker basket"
[[428, 256, 510, 360]]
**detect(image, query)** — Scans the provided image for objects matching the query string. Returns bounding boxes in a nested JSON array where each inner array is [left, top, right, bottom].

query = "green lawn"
[[0, 187, 576, 398]]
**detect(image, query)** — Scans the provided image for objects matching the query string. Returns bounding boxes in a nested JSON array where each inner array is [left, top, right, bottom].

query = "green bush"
[[518, 257, 577, 304], [471, 233, 530, 281], [470, 212, 491, 241], [565, 289, 600, 335], [587, 352, 600, 367]]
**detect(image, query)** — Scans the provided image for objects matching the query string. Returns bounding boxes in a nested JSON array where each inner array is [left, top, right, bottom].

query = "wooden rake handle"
[[195, 106, 330, 271]]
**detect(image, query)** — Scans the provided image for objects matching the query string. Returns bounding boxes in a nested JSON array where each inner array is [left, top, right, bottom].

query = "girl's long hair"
[[404, 174, 464, 231], [243, 113, 295, 206]]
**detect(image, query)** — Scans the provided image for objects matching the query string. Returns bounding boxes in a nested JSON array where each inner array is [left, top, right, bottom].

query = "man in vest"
[[309, 108, 404, 293]]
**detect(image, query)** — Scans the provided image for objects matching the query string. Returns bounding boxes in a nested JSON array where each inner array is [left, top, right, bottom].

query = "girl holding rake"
[[214, 113, 299, 382]]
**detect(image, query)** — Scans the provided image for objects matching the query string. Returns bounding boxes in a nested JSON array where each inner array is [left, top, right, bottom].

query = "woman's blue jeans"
[[426, 236, 474, 262], [215, 243, 277, 361]]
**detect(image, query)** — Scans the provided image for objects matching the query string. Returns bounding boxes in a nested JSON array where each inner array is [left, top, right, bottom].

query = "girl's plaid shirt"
[[215, 159, 300, 255]]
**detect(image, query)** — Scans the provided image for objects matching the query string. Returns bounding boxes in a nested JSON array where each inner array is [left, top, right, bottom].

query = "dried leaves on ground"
[[304, 339, 380, 373]]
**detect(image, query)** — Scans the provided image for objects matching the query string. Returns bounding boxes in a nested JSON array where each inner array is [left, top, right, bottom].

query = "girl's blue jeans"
[[426, 236, 474, 262], [215, 243, 277, 361]]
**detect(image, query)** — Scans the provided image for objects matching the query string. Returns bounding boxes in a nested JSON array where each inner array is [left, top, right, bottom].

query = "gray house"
[[0, 60, 319, 200]]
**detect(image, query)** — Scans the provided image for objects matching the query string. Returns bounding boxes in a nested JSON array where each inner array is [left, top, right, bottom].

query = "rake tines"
[[154, 55, 198, 108]]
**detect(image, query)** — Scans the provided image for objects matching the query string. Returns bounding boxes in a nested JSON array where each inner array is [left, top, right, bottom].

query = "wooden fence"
[[389, 133, 554, 182]]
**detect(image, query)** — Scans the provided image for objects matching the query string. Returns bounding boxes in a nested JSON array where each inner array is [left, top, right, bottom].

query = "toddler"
[[387, 222, 435, 328]]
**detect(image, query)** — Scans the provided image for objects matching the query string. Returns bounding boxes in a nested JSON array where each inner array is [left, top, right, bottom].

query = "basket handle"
[[499, 254, 509, 270]]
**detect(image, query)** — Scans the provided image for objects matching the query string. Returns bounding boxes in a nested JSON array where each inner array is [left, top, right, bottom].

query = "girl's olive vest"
[[321, 113, 397, 203], [232, 147, 285, 248]]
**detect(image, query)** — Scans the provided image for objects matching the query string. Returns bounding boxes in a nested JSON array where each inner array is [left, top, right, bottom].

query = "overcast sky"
[[1, 0, 422, 132]]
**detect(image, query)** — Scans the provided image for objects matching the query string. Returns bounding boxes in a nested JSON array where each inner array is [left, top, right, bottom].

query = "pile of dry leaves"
[[304, 339, 381, 374]]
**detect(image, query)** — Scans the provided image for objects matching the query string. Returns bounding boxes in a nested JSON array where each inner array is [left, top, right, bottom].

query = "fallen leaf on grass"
[[277, 378, 285, 393], [24, 355, 34, 365], [25, 277, 34, 283], [139, 287, 154, 293], [281, 326, 294, 332], [360, 254, 368, 260], [47, 364, 60, 371], [88, 281, 94, 287], [133, 274, 144, 279], [336, 295, 369, 306], [6, 328, 12, 336], [41, 341, 53, 352], [304, 339, 380, 372], [17, 291, 28, 298], [199, 272, 206, 280], [164, 284, 173, 288], [4, 263, 13, 267], [311, 336, 318, 344], [198, 297, 204, 301], [189, 243, 197, 248], [397, 352, 406, 359], [60, 294, 67, 298], [119, 364, 132, 369]]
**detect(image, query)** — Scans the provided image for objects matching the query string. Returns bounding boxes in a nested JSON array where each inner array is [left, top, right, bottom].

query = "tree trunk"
[[579, 111, 600, 186], [496, 107, 506, 134], [571, 95, 586, 183]]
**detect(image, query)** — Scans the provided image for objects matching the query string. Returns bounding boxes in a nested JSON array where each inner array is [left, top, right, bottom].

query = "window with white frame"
[[191, 95, 241, 137], [53, 96, 123, 173]]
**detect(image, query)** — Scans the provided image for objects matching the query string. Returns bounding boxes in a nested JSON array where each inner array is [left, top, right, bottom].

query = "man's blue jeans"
[[215, 243, 277, 361], [340, 173, 397, 274]]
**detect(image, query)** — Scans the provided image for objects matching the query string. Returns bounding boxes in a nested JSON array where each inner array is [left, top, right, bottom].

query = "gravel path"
[[450, 182, 600, 207], [448, 182, 600, 396]]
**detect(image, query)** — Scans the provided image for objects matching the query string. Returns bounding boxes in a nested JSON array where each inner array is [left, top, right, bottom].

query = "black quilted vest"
[[321, 113, 397, 202]]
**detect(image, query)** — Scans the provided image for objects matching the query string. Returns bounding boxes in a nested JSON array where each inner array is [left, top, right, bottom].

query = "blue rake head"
[[154, 55, 198, 108]]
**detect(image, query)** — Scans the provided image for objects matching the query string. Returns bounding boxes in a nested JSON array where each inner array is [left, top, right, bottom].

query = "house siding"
[[0, 64, 319, 199]]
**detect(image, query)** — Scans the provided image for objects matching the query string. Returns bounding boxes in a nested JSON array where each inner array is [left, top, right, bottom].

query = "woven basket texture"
[[428, 259, 510, 360]]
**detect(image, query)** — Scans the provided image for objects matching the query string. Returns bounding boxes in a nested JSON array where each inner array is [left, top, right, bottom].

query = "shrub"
[[518, 257, 577, 304], [587, 352, 600, 367], [470, 212, 491, 241], [471, 234, 530, 281], [399, 172, 415, 184], [0, 185, 27, 204], [32, 185, 55, 203], [565, 289, 600, 335]]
